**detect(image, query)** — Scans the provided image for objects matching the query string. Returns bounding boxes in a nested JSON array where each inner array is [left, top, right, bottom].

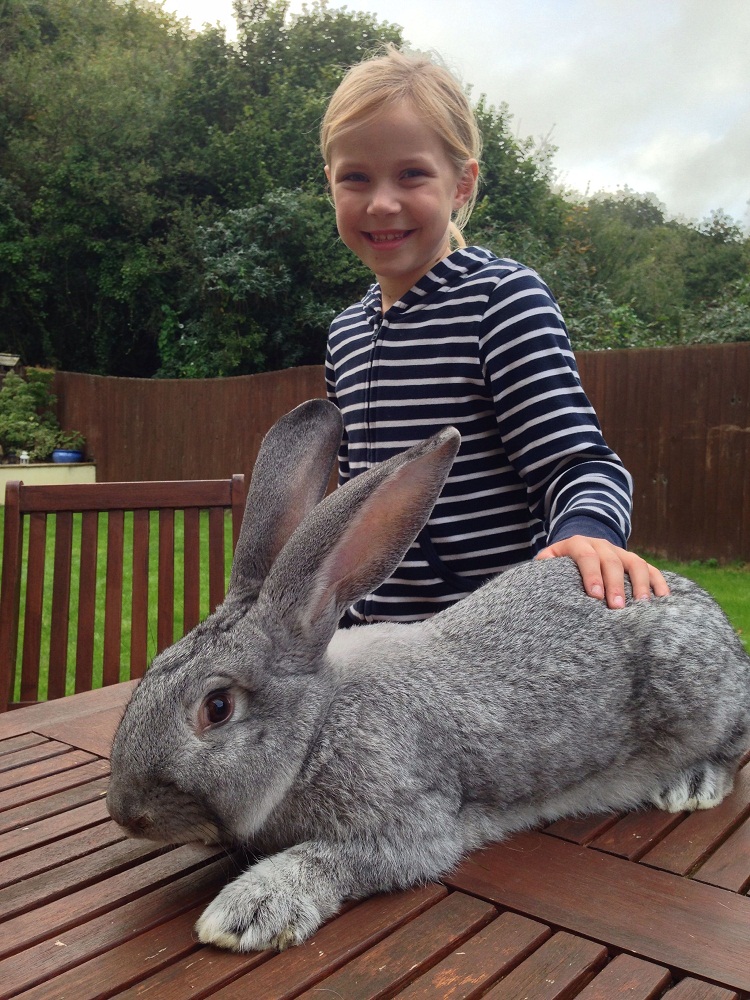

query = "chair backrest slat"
[[0, 483, 23, 684], [207, 506, 226, 615], [48, 511, 73, 700], [20, 512, 47, 704], [183, 507, 201, 633], [103, 510, 125, 687], [0, 475, 246, 711], [75, 510, 99, 695], [157, 508, 176, 654], [129, 508, 151, 681]]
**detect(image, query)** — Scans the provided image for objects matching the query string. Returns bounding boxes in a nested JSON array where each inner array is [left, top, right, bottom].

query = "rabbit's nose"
[[106, 790, 154, 838]]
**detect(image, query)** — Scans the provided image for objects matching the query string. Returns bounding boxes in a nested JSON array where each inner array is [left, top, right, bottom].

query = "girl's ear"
[[453, 159, 479, 210]]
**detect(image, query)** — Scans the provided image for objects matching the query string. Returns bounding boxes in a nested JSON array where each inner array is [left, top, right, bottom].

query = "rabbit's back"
[[322, 558, 750, 831], [425, 558, 749, 772]]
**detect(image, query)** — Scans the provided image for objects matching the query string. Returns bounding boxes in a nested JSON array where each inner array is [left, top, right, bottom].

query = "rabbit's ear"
[[260, 427, 461, 644], [227, 399, 343, 604]]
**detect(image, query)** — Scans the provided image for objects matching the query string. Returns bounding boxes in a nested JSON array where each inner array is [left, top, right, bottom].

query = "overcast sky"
[[163, 0, 750, 231]]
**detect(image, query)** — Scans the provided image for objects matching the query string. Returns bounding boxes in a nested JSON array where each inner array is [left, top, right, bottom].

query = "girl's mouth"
[[365, 230, 413, 245]]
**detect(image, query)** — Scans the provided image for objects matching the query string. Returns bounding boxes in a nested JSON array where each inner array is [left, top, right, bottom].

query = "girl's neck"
[[377, 244, 454, 314]]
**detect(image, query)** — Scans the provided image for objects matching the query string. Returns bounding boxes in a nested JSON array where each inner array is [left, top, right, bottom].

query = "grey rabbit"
[[107, 398, 750, 953]]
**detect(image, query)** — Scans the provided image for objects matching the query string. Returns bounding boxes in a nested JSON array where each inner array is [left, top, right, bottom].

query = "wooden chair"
[[0, 476, 246, 711]]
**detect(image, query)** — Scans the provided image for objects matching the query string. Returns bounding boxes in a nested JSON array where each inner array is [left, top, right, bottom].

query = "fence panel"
[[576, 344, 749, 561], [55, 366, 327, 484], [54, 345, 750, 562]]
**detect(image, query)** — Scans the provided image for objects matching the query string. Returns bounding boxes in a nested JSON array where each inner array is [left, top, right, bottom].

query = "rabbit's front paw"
[[195, 853, 336, 952]]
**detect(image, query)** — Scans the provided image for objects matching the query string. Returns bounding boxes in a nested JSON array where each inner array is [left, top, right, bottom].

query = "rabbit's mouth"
[[107, 785, 226, 845], [114, 814, 223, 845]]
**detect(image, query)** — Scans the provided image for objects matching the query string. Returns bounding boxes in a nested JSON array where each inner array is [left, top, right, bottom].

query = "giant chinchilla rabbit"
[[107, 398, 750, 953]]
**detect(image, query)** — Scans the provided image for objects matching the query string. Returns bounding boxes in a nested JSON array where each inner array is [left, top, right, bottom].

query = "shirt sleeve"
[[478, 266, 632, 548]]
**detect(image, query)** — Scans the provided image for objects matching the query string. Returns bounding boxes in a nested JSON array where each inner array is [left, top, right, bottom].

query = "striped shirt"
[[325, 246, 633, 622]]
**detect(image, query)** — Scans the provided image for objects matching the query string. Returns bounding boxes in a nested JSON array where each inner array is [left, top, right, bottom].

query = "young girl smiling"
[[322, 46, 667, 624]]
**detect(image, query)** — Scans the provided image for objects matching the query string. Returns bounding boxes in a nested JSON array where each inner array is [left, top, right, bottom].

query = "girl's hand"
[[535, 535, 670, 609]]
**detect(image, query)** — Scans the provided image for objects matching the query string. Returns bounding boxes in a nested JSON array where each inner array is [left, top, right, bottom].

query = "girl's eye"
[[341, 172, 367, 183], [201, 691, 234, 729], [402, 168, 427, 180]]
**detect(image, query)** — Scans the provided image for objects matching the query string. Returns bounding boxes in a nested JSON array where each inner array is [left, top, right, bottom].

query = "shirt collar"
[[362, 246, 496, 321]]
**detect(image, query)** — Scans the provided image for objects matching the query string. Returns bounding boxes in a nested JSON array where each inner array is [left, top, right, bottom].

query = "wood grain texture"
[[445, 831, 750, 992], [396, 910, 552, 1000]]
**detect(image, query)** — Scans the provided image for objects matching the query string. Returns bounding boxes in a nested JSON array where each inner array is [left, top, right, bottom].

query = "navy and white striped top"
[[325, 246, 633, 622]]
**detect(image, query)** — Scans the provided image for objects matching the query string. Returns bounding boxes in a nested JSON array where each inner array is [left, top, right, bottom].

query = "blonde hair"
[[321, 45, 482, 247]]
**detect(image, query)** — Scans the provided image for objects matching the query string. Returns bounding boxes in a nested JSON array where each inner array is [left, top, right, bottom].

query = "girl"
[[322, 46, 667, 624]]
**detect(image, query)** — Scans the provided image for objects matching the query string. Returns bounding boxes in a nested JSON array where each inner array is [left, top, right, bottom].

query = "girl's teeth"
[[371, 233, 404, 242]]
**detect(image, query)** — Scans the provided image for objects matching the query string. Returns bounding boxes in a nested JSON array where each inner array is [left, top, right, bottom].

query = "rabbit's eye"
[[201, 691, 234, 729]]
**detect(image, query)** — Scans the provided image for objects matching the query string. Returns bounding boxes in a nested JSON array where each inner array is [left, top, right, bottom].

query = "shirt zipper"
[[364, 315, 382, 469]]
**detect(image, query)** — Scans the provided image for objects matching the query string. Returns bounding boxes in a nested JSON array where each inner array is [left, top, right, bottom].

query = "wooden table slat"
[[0, 767, 110, 832], [0, 739, 63, 770], [640, 762, 750, 877], [34, 706, 128, 758], [291, 891, 496, 1000], [11, 904, 207, 1000], [445, 832, 750, 992], [573, 953, 671, 999], [0, 837, 168, 922], [208, 886, 449, 1000], [691, 817, 750, 893], [543, 812, 622, 846], [0, 683, 137, 743], [0, 798, 110, 862], [396, 909, 552, 1000], [110, 931, 271, 1000], [665, 979, 741, 999], [481, 930, 608, 1000], [0, 734, 49, 758], [0, 856, 234, 998], [589, 806, 685, 860], [0, 843, 223, 961], [0, 820, 123, 891], [0, 749, 97, 793]]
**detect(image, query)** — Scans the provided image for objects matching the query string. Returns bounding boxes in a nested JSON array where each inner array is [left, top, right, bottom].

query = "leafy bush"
[[0, 368, 84, 460]]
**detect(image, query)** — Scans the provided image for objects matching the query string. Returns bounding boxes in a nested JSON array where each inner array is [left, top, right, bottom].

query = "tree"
[[156, 188, 368, 377], [0, 0, 746, 373]]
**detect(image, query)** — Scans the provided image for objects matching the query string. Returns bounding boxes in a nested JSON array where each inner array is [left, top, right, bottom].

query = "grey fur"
[[107, 398, 750, 953]]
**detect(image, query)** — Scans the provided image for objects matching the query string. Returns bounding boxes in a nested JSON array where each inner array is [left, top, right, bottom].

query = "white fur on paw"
[[653, 764, 733, 813], [195, 858, 326, 953]]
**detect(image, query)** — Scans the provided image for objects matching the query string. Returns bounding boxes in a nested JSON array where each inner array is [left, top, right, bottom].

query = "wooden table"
[[1, 684, 748, 999]]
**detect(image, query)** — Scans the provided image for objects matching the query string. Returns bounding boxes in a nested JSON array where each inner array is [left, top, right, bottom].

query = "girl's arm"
[[479, 265, 667, 606]]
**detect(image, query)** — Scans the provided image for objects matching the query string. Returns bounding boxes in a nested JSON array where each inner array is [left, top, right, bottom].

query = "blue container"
[[52, 449, 84, 463]]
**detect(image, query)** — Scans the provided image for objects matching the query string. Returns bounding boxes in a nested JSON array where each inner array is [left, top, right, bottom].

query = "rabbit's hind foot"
[[651, 761, 735, 814]]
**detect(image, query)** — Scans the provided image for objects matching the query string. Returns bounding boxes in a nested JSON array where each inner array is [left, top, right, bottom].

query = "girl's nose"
[[367, 182, 400, 216]]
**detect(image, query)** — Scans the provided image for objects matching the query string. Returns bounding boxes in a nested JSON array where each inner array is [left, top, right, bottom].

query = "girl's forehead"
[[328, 103, 450, 162]]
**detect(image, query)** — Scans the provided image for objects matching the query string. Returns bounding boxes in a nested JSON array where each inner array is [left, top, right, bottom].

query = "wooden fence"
[[54, 343, 750, 562]]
